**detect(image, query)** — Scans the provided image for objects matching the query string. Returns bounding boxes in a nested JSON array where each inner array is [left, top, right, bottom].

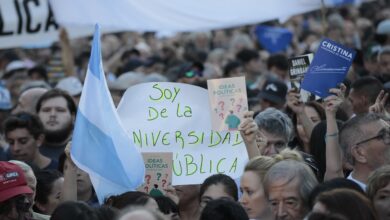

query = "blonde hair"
[[244, 149, 303, 180]]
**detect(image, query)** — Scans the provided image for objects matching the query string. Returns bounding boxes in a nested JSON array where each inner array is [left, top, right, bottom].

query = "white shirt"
[[347, 172, 366, 191]]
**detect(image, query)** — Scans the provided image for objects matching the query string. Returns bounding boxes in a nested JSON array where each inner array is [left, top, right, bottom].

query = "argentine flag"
[[71, 25, 145, 203]]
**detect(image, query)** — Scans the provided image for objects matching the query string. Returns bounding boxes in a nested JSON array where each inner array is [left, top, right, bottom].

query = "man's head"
[[8, 160, 37, 208], [258, 78, 288, 110], [0, 161, 33, 219], [236, 49, 262, 77], [267, 54, 289, 80], [13, 87, 48, 114], [254, 108, 294, 156], [378, 46, 390, 77], [36, 89, 76, 144], [340, 113, 390, 175], [3, 113, 45, 163], [264, 160, 318, 220], [348, 77, 383, 115]]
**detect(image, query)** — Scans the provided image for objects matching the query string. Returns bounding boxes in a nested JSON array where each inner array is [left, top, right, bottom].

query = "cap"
[[108, 72, 145, 91], [4, 60, 28, 78], [0, 161, 33, 202], [56, 76, 83, 96], [377, 19, 390, 34], [258, 78, 287, 105], [0, 85, 12, 110]]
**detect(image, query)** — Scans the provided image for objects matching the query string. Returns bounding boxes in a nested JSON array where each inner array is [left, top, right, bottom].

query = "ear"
[[36, 134, 45, 147], [351, 146, 368, 164]]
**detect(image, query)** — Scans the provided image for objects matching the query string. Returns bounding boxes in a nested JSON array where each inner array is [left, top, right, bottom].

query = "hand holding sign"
[[324, 83, 346, 116], [286, 88, 304, 114], [239, 111, 261, 159]]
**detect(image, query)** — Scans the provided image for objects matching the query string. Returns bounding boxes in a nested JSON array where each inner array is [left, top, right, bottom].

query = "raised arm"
[[59, 28, 76, 77], [286, 88, 315, 152], [61, 142, 78, 202], [239, 111, 261, 159], [323, 84, 345, 181]]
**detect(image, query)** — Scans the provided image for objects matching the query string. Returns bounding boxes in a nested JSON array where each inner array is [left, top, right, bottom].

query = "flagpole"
[[321, 0, 327, 37]]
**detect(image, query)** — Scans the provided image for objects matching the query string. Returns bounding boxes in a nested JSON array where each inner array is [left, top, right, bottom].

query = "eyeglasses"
[[354, 128, 390, 146]]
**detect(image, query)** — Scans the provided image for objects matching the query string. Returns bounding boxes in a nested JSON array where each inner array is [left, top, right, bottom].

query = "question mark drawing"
[[162, 179, 167, 187], [218, 101, 225, 111], [230, 98, 235, 106], [144, 186, 149, 193], [156, 173, 162, 181], [145, 175, 151, 184], [219, 113, 224, 119], [236, 104, 242, 112]]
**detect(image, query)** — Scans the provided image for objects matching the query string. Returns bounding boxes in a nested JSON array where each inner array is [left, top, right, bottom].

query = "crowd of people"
[[1, 1, 390, 220]]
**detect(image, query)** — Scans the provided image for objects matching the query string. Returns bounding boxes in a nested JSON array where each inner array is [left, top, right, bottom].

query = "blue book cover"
[[301, 38, 356, 98]]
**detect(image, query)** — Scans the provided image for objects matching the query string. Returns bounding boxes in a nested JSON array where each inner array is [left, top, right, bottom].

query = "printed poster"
[[207, 77, 248, 131], [301, 38, 356, 98], [138, 152, 172, 196], [288, 53, 314, 102]]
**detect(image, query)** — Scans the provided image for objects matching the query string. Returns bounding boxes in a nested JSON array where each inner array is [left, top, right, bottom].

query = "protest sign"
[[207, 77, 248, 131], [288, 53, 314, 102], [51, 0, 324, 32], [138, 152, 172, 196], [117, 82, 248, 185], [301, 38, 356, 98], [0, 0, 92, 49], [255, 25, 293, 54]]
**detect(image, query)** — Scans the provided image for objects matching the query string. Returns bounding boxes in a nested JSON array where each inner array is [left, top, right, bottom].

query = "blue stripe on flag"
[[71, 111, 132, 186], [88, 24, 101, 79], [71, 24, 145, 203]]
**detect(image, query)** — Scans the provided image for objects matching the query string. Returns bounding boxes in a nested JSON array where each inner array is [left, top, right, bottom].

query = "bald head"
[[13, 87, 48, 114]]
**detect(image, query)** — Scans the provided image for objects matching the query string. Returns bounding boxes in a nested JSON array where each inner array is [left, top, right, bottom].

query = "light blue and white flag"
[[71, 24, 145, 204]]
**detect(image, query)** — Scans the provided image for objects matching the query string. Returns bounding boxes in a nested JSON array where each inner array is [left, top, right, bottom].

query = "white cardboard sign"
[[117, 82, 248, 185]]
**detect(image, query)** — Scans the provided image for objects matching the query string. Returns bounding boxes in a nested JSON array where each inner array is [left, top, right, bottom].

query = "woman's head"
[[105, 191, 158, 212], [199, 174, 238, 209], [295, 102, 325, 145], [240, 149, 302, 219], [367, 165, 390, 220], [312, 189, 377, 220], [154, 196, 179, 220], [51, 201, 98, 220], [34, 170, 64, 215]]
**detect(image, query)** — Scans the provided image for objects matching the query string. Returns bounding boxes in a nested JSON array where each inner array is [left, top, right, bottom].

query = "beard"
[[44, 121, 74, 144]]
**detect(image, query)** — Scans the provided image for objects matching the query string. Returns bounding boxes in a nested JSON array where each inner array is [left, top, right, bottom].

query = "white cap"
[[377, 19, 390, 34], [4, 60, 28, 75], [56, 76, 83, 96]]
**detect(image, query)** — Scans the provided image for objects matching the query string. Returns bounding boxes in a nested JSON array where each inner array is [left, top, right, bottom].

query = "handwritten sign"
[[207, 77, 248, 131], [117, 82, 248, 185], [138, 152, 172, 195]]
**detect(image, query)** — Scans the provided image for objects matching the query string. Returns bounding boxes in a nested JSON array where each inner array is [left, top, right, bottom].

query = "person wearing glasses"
[[3, 112, 58, 170], [340, 113, 390, 190]]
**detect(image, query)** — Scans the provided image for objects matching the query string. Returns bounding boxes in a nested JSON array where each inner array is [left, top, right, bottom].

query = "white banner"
[[117, 82, 248, 185], [0, 0, 92, 49], [50, 0, 324, 32]]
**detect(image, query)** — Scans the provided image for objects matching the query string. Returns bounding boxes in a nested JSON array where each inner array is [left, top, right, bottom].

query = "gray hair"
[[339, 113, 384, 165], [264, 160, 318, 211], [8, 160, 33, 173], [254, 108, 294, 142]]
